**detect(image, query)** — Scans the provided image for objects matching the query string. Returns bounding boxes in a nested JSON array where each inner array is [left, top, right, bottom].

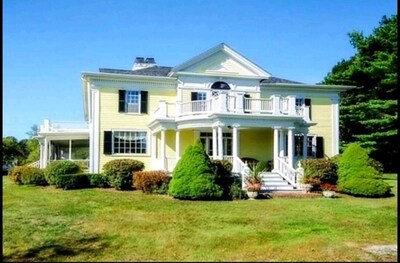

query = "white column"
[[303, 133, 308, 159], [68, 140, 72, 160], [331, 96, 340, 156], [161, 129, 166, 169], [212, 126, 217, 159], [218, 125, 223, 159], [151, 132, 157, 170], [279, 129, 285, 157], [287, 127, 295, 168], [273, 127, 280, 172], [232, 124, 240, 173], [43, 138, 48, 168], [175, 130, 180, 161]]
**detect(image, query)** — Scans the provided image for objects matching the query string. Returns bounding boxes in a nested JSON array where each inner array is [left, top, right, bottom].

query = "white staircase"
[[260, 172, 301, 192]]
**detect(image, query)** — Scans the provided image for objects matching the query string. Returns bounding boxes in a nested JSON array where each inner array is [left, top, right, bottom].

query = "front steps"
[[260, 172, 301, 192]]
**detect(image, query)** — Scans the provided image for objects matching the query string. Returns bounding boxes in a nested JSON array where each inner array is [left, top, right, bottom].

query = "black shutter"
[[140, 91, 148, 114], [191, 92, 198, 101], [104, 131, 113, 155], [119, 90, 126, 113], [316, 136, 324, 158], [305, 98, 311, 120]]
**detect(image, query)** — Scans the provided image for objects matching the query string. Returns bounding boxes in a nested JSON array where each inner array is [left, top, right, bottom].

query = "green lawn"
[[2, 174, 397, 262]]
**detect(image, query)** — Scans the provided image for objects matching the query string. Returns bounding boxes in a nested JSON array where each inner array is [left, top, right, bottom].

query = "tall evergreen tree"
[[323, 15, 397, 172]]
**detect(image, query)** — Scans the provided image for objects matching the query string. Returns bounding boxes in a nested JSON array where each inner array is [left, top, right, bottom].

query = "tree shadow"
[[3, 236, 109, 262]]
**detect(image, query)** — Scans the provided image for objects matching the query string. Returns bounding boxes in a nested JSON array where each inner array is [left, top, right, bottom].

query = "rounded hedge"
[[8, 166, 47, 186], [44, 160, 82, 185], [102, 159, 145, 190]]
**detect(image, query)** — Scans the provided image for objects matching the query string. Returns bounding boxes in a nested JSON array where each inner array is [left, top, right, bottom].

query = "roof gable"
[[170, 43, 271, 78]]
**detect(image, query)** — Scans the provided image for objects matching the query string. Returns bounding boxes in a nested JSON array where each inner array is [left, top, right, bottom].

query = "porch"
[[37, 120, 90, 169]]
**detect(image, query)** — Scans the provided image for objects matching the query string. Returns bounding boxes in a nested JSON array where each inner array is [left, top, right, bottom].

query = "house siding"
[[308, 97, 332, 157], [98, 86, 176, 171], [239, 129, 273, 162]]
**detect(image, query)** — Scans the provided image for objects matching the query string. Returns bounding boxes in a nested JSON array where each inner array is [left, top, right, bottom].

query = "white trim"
[[89, 89, 100, 173], [331, 95, 340, 156], [110, 129, 150, 156]]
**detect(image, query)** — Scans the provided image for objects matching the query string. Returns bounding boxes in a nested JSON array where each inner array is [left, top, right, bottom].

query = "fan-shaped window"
[[210, 81, 230, 90]]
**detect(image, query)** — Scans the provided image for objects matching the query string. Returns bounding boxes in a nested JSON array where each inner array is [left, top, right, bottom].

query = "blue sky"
[[3, 0, 397, 140]]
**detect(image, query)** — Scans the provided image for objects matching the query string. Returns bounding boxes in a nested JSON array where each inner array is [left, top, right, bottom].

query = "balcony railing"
[[40, 120, 89, 133], [151, 94, 310, 121]]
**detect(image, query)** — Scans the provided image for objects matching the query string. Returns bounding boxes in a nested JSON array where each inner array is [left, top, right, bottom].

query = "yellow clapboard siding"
[[239, 129, 273, 162], [98, 86, 176, 170], [309, 97, 332, 157]]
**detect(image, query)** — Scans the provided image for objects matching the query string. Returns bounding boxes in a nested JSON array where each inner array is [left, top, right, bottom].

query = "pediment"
[[170, 43, 271, 78]]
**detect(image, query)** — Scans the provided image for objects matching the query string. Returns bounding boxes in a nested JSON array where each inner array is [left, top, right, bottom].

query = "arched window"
[[210, 81, 230, 97], [210, 81, 230, 90]]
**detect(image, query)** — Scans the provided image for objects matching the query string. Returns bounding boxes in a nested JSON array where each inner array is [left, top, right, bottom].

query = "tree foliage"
[[323, 14, 397, 172], [168, 139, 223, 200]]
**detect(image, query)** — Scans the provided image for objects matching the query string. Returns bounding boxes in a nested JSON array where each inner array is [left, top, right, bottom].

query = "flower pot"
[[322, 190, 336, 198], [247, 191, 258, 199], [301, 184, 312, 193]]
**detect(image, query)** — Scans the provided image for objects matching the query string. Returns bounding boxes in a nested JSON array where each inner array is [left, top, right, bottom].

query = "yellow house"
[[37, 43, 352, 191]]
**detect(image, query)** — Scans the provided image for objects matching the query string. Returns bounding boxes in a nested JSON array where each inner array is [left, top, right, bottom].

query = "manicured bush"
[[44, 160, 81, 185], [229, 181, 247, 200], [8, 166, 24, 185], [20, 166, 47, 186], [102, 159, 145, 190], [55, 173, 90, 190], [134, 170, 171, 194], [8, 166, 47, 186], [337, 178, 391, 197], [88, 173, 109, 188], [337, 143, 391, 197], [338, 143, 380, 180], [168, 139, 223, 200], [301, 158, 338, 185]]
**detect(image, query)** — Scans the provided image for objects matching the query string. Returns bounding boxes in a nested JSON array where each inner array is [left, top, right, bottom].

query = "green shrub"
[[20, 166, 47, 186], [88, 173, 109, 188], [338, 143, 380, 180], [337, 143, 391, 197], [301, 158, 338, 185], [8, 166, 24, 185], [212, 159, 235, 199], [337, 178, 391, 197], [168, 139, 223, 200], [102, 159, 145, 190], [55, 173, 90, 190], [134, 170, 171, 194], [44, 160, 81, 185], [229, 182, 247, 200]]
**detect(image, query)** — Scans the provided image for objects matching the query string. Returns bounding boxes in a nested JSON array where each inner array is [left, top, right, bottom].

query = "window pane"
[[113, 131, 147, 154], [126, 91, 140, 113]]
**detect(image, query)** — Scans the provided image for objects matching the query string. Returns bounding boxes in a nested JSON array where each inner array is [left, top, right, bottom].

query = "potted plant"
[[321, 182, 337, 198], [245, 161, 266, 199], [300, 177, 320, 193]]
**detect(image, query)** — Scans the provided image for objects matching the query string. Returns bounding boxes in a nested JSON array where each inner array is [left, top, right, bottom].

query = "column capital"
[[231, 123, 240, 129], [213, 121, 225, 128], [273, 126, 281, 130], [287, 126, 296, 130]]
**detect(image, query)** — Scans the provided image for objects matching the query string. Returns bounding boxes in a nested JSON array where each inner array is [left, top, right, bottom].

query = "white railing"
[[275, 157, 299, 186], [244, 98, 273, 113], [180, 99, 212, 116], [27, 160, 40, 168], [40, 120, 89, 132], [279, 98, 289, 114], [233, 156, 247, 174], [151, 94, 311, 120]]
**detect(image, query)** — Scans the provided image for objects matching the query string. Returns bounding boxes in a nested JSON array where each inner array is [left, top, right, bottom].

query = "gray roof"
[[99, 66, 172, 77], [261, 77, 303, 84]]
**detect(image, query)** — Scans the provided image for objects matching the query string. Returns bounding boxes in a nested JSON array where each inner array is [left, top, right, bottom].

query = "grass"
[[3, 174, 397, 262]]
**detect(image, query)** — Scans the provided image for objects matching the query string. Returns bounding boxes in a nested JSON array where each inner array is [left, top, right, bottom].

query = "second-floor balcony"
[[151, 93, 311, 122]]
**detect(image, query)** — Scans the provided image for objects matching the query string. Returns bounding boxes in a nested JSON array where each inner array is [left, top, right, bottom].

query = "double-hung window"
[[126, 91, 140, 113], [119, 90, 148, 114]]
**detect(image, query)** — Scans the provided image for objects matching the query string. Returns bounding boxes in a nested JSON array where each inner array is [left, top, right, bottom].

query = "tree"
[[323, 15, 397, 172], [2, 136, 24, 169], [168, 139, 223, 200]]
